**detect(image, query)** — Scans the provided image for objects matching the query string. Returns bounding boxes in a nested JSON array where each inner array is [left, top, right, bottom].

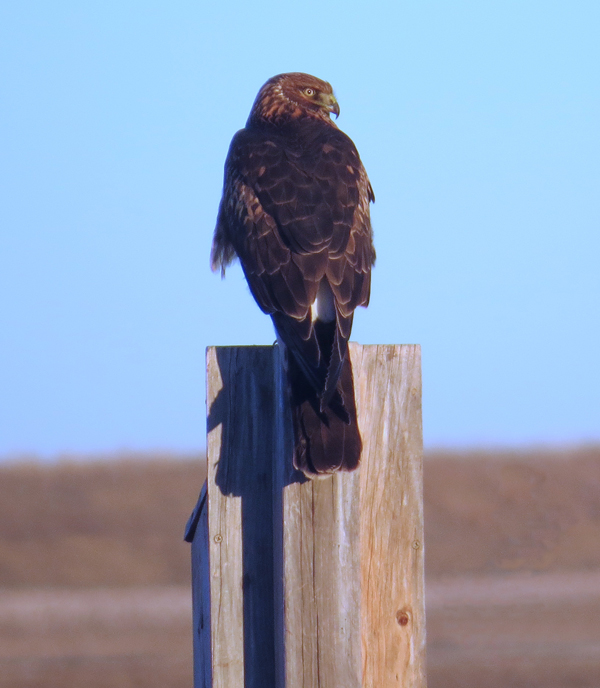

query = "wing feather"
[[211, 124, 375, 403]]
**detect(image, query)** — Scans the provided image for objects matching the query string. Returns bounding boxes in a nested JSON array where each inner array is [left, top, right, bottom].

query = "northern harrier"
[[211, 72, 375, 476]]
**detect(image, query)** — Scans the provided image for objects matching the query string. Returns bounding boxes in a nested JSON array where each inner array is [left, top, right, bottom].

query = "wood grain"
[[205, 346, 278, 688], [278, 472, 363, 688], [273, 340, 362, 688], [195, 344, 425, 687], [206, 347, 244, 688], [354, 344, 426, 688]]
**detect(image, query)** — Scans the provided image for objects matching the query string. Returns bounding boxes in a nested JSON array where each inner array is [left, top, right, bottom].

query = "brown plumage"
[[211, 73, 375, 477]]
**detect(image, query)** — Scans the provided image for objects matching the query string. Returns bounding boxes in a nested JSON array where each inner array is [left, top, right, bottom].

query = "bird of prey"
[[211, 72, 375, 477]]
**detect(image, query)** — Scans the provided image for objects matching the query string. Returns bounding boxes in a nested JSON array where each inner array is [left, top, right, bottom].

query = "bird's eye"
[[304, 88, 316, 97]]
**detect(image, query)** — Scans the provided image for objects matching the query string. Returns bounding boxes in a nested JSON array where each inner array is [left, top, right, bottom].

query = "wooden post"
[[186, 344, 425, 687]]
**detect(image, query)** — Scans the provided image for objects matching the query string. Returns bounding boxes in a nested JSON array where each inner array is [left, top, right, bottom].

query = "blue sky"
[[1, 1, 598, 457]]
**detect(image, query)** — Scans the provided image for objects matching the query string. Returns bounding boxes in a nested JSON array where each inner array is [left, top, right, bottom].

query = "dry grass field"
[[0, 447, 599, 687], [424, 446, 600, 688]]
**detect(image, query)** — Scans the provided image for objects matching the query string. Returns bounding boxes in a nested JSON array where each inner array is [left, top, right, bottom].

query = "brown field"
[[0, 446, 599, 687]]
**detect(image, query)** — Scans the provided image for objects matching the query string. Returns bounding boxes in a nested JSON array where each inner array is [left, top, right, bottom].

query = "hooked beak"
[[329, 97, 340, 118], [319, 93, 340, 119]]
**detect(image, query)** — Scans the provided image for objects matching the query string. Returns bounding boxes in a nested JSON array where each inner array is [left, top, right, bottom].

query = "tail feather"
[[289, 351, 362, 477]]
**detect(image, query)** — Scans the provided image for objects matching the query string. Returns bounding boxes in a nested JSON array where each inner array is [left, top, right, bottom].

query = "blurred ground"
[[0, 587, 191, 688], [427, 570, 600, 688], [0, 447, 598, 687]]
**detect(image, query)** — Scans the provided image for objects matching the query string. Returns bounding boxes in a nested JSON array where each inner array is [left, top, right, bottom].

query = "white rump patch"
[[312, 280, 336, 323]]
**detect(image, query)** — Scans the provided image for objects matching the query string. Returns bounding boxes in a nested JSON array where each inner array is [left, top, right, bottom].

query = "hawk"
[[211, 73, 375, 477]]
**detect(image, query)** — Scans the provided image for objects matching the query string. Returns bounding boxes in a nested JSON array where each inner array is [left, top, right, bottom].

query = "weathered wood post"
[[185, 343, 425, 687]]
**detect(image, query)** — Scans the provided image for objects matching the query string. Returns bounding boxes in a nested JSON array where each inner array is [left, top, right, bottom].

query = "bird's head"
[[248, 72, 340, 126]]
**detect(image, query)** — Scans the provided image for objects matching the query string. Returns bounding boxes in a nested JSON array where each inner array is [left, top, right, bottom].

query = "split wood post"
[[186, 343, 425, 687]]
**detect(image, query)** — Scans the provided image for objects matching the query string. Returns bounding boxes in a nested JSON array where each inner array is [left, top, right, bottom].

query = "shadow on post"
[[189, 346, 304, 688]]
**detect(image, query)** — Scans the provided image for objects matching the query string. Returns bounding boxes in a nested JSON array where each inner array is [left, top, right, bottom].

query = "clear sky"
[[1, 1, 598, 458]]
